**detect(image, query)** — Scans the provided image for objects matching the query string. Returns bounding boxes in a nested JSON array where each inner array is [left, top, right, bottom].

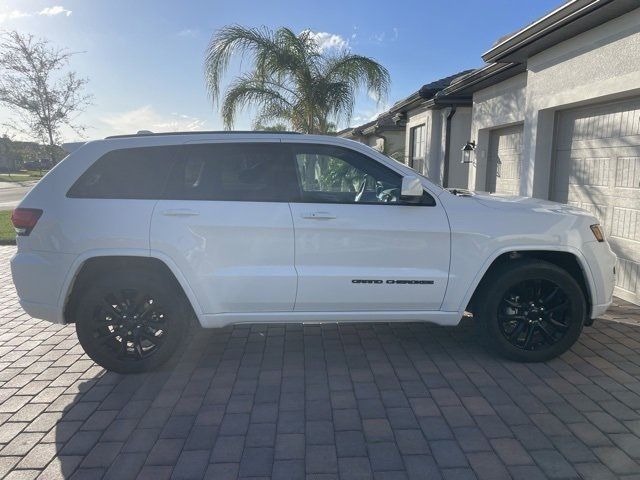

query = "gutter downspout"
[[442, 106, 457, 188]]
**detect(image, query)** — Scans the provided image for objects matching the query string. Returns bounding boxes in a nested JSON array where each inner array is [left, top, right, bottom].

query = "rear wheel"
[[74, 270, 191, 373], [476, 259, 586, 362]]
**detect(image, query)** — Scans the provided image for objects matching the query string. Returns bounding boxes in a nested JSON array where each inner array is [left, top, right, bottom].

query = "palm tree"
[[205, 26, 390, 133]]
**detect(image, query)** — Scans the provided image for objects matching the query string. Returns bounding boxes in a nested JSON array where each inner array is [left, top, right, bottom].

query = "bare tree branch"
[[0, 31, 91, 161]]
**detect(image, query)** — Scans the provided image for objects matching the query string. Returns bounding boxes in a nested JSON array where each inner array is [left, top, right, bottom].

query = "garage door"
[[553, 97, 640, 305], [486, 125, 523, 195]]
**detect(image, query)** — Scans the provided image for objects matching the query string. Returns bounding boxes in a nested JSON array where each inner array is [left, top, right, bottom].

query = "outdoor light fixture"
[[461, 141, 476, 164]]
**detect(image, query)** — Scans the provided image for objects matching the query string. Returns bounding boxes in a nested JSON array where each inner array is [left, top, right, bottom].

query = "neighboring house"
[[440, 0, 640, 304], [338, 112, 406, 162], [387, 71, 474, 189]]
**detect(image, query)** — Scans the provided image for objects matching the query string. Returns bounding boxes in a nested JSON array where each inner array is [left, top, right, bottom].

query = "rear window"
[[67, 147, 176, 199], [164, 143, 298, 202]]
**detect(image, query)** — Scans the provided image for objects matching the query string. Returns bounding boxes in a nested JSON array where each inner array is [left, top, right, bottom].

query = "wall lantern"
[[461, 141, 476, 164]]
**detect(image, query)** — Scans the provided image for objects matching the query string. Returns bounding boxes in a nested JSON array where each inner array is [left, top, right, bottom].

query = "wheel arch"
[[60, 251, 203, 325], [464, 248, 595, 322]]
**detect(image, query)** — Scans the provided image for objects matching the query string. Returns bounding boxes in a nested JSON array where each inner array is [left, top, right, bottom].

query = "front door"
[[286, 143, 450, 312], [150, 141, 299, 314]]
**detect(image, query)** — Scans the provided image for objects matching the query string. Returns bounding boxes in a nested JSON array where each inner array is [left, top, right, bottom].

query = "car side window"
[[164, 143, 298, 202], [67, 147, 177, 199], [290, 144, 405, 204]]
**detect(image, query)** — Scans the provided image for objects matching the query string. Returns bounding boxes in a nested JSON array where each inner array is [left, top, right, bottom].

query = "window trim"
[[410, 124, 426, 170], [284, 143, 436, 207]]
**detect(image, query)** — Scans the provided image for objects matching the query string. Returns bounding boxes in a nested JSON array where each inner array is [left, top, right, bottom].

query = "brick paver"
[[1, 244, 640, 479]]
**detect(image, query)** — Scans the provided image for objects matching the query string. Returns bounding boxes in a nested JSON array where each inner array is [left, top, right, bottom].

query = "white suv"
[[10, 132, 616, 373]]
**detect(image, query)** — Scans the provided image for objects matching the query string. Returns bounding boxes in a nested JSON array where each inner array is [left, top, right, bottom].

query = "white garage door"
[[486, 125, 523, 195], [553, 97, 640, 305]]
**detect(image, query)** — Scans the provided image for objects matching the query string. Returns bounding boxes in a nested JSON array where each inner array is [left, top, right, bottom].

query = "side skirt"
[[199, 310, 463, 329]]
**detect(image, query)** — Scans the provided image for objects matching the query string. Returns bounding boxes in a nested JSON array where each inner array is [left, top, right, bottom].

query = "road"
[[0, 182, 36, 210]]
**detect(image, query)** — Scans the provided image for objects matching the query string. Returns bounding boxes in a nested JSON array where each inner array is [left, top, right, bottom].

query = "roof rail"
[[105, 130, 302, 139]]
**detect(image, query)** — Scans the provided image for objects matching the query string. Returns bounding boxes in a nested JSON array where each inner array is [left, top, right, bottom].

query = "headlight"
[[590, 224, 605, 242]]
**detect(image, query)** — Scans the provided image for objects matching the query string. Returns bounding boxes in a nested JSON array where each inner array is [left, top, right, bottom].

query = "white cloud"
[[0, 5, 72, 22], [370, 32, 385, 44], [177, 28, 199, 37], [0, 9, 30, 23], [302, 30, 348, 52], [38, 6, 72, 17], [368, 90, 381, 103], [348, 103, 390, 128], [369, 28, 399, 44], [100, 106, 207, 135]]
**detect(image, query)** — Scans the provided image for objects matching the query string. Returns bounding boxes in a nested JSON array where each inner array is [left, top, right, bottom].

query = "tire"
[[74, 269, 191, 373], [476, 259, 586, 362]]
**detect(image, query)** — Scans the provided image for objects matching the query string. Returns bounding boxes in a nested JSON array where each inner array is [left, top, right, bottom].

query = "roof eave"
[[482, 0, 638, 63], [440, 63, 526, 97], [361, 123, 406, 136]]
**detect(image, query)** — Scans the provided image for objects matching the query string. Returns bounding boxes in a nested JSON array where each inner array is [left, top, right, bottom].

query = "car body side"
[[10, 133, 616, 328]]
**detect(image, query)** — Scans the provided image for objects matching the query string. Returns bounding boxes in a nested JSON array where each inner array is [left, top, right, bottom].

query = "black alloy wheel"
[[498, 279, 571, 351], [91, 289, 168, 361], [476, 259, 586, 362], [75, 269, 191, 373]]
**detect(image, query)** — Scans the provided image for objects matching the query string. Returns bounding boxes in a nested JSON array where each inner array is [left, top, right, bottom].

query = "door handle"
[[161, 209, 200, 217], [301, 211, 336, 220]]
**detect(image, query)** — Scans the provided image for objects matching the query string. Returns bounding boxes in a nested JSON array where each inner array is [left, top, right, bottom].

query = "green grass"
[[0, 170, 48, 183], [0, 211, 15, 244]]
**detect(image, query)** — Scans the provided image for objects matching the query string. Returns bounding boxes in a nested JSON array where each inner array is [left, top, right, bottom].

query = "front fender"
[[446, 245, 598, 318]]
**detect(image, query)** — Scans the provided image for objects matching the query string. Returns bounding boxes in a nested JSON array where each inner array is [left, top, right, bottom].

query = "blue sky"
[[0, 0, 562, 141]]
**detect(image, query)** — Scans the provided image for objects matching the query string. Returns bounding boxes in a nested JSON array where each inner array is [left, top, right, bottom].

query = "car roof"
[[94, 131, 366, 150], [105, 130, 301, 139]]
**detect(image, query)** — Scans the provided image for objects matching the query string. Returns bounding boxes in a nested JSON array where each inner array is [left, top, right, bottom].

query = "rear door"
[[150, 141, 299, 314], [286, 142, 451, 312]]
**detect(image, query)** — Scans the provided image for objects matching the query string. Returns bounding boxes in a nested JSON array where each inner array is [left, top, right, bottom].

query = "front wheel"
[[74, 270, 191, 373], [476, 260, 587, 362]]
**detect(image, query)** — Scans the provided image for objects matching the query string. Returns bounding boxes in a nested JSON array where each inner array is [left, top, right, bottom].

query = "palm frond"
[[221, 73, 293, 129], [205, 25, 280, 103], [205, 25, 390, 133], [324, 53, 390, 104]]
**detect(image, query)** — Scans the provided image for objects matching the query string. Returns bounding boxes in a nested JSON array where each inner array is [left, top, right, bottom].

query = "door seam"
[[287, 202, 300, 312]]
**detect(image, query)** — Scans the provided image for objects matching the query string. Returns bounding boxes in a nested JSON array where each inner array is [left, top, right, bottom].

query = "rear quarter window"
[[67, 146, 176, 199]]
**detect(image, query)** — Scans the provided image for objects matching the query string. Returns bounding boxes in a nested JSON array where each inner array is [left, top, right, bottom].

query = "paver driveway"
[[1, 245, 640, 479]]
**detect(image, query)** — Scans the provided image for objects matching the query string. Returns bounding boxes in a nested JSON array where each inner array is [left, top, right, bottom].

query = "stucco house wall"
[[463, 6, 640, 304], [468, 73, 527, 191], [404, 106, 436, 179], [467, 8, 640, 196], [373, 130, 406, 162], [338, 116, 406, 164], [447, 107, 472, 189], [521, 7, 640, 199], [404, 106, 471, 187]]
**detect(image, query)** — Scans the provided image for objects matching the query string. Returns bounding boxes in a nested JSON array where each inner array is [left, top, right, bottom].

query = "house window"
[[410, 124, 425, 172]]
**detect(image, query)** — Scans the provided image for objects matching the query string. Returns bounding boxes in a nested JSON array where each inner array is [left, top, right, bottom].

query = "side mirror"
[[400, 175, 423, 199]]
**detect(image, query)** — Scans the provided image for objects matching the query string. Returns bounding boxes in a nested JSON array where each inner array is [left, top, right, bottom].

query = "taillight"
[[11, 208, 43, 236]]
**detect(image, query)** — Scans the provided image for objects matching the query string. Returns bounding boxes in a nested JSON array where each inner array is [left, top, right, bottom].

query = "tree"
[[205, 26, 389, 133], [0, 31, 90, 162], [253, 121, 290, 132]]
